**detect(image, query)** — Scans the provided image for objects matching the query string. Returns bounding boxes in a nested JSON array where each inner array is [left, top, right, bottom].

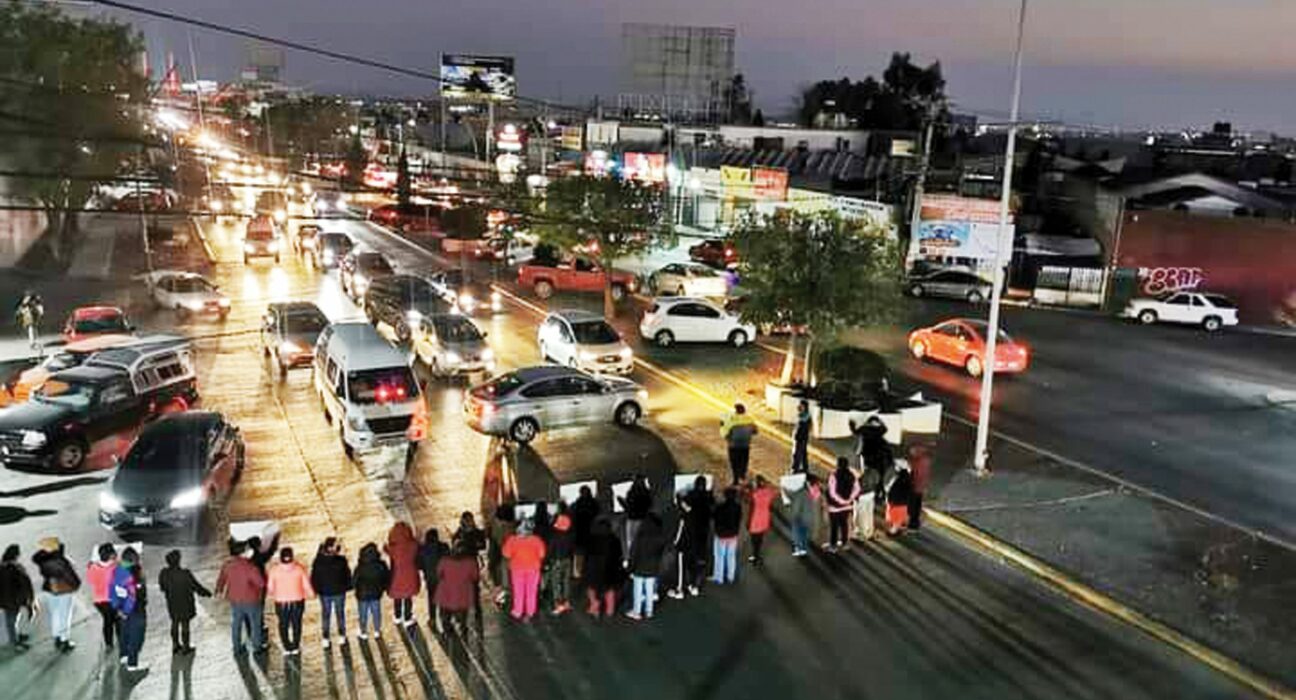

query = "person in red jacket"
[[85, 543, 118, 650], [434, 543, 480, 635], [267, 547, 314, 655], [745, 476, 778, 564], [215, 540, 267, 657], [384, 522, 421, 628], [501, 519, 546, 622]]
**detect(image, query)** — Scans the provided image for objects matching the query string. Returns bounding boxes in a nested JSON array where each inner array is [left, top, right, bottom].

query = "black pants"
[[276, 602, 304, 651], [790, 440, 809, 473], [908, 493, 924, 529], [393, 597, 413, 622], [829, 511, 850, 547], [94, 602, 118, 647], [727, 446, 750, 483], [170, 617, 191, 650], [438, 608, 467, 634], [750, 532, 766, 560]]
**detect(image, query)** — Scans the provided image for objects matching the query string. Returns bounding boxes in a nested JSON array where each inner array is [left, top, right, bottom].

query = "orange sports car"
[[908, 318, 1030, 378], [62, 305, 133, 343]]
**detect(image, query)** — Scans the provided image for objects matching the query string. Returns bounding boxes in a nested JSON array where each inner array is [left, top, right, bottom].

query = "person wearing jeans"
[[310, 538, 352, 649], [230, 603, 264, 654], [32, 537, 80, 652], [352, 543, 390, 641], [711, 488, 742, 584], [0, 545, 35, 650], [626, 514, 665, 621], [267, 548, 314, 655], [216, 540, 268, 656], [110, 547, 148, 672]]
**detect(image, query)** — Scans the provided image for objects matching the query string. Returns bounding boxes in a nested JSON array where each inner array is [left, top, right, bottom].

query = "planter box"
[[764, 383, 806, 422], [898, 401, 942, 435]]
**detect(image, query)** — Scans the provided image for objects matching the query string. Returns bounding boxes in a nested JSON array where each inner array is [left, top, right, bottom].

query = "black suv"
[[340, 250, 395, 301], [0, 341, 198, 471], [363, 274, 451, 342]]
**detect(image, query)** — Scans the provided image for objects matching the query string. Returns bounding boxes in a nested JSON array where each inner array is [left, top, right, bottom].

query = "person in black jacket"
[[352, 543, 390, 641], [310, 538, 352, 649], [626, 514, 666, 621], [668, 478, 713, 599], [582, 517, 625, 619], [545, 503, 576, 615], [852, 417, 893, 502], [416, 529, 448, 627], [618, 475, 653, 564], [791, 400, 812, 473], [158, 549, 211, 654], [32, 537, 80, 652], [711, 488, 743, 585], [0, 545, 34, 650], [451, 512, 487, 620], [570, 486, 600, 579]]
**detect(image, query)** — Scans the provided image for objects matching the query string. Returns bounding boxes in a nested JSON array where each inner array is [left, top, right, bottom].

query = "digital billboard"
[[440, 54, 516, 101], [622, 152, 666, 183]]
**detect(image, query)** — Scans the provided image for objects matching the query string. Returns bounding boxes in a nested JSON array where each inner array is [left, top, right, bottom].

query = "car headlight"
[[458, 293, 476, 311], [185, 299, 206, 311], [99, 491, 123, 513], [268, 240, 280, 253], [169, 487, 205, 509], [444, 351, 462, 365], [619, 347, 633, 359], [244, 242, 255, 253], [19, 430, 47, 449], [211, 200, 224, 212], [323, 251, 335, 263], [316, 200, 330, 211], [490, 291, 502, 311], [217, 298, 231, 307], [637, 389, 649, 401], [347, 413, 368, 432], [273, 210, 287, 223], [580, 351, 598, 362], [480, 347, 495, 361], [302, 237, 317, 249], [406, 309, 423, 322], [279, 340, 302, 356]]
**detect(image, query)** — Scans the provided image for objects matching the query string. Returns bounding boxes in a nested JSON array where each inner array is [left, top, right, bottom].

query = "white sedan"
[[639, 297, 755, 348], [1122, 291, 1238, 332], [647, 262, 730, 298], [142, 270, 230, 319]]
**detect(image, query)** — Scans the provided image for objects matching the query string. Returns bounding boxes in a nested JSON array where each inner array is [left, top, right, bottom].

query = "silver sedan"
[[463, 366, 647, 444]]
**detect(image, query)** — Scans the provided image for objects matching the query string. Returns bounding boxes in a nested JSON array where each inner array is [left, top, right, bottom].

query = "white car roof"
[[548, 309, 606, 324]]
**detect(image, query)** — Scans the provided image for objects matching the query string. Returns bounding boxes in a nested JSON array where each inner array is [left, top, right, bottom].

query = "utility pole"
[[187, 31, 214, 220], [973, 0, 1029, 474], [906, 100, 938, 245]]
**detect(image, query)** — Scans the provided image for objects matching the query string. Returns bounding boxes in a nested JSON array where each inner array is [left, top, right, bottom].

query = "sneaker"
[[173, 646, 184, 654], [322, 638, 331, 650], [357, 632, 368, 641], [120, 655, 129, 665], [667, 589, 685, 600], [183, 647, 196, 655], [339, 636, 348, 647], [688, 586, 700, 597], [372, 630, 381, 640], [747, 555, 758, 563], [289, 648, 300, 656], [792, 549, 807, 558], [125, 664, 148, 673], [624, 611, 642, 621]]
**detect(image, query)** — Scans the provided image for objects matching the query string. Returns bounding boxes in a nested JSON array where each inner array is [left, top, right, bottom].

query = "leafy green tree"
[[342, 130, 366, 190], [525, 175, 672, 317], [730, 210, 903, 385], [264, 97, 352, 166], [0, 0, 147, 265], [798, 52, 945, 130]]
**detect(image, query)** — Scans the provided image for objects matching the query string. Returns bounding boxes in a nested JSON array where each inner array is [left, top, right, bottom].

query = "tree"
[[524, 175, 672, 317], [342, 130, 366, 190], [725, 73, 754, 124], [730, 210, 903, 385], [0, 1, 148, 266], [797, 52, 945, 131], [395, 148, 411, 209]]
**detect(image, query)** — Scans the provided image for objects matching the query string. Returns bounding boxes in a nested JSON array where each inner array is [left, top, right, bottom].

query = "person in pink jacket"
[[825, 457, 861, 551], [85, 543, 118, 650], [267, 547, 314, 655]]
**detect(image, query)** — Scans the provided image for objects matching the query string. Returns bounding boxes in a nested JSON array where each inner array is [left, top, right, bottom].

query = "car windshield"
[[572, 321, 620, 345], [470, 373, 525, 399], [432, 316, 481, 342], [72, 313, 128, 334], [322, 235, 352, 251], [34, 377, 97, 410], [120, 428, 202, 473], [284, 309, 328, 334], [1203, 294, 1236, 309], [346, 368, 418, 405], [172, 277, 215, 294], [359, 255, 393, 274]]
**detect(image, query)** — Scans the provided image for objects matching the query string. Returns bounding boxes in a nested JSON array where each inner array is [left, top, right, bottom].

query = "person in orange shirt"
[[745, 475, 778, 564], [266, 548, 314, 655], [501, 519, 546, 622]]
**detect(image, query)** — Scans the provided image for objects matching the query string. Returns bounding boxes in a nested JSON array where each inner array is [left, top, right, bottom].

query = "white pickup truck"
[[1122, 291, 1239, 332]]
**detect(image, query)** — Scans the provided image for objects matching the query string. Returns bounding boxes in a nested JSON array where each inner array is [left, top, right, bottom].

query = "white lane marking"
[[940, 488, 1118, 513]]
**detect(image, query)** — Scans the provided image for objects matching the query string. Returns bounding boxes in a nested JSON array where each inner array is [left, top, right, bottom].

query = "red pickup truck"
[[517, 257, 638, 301]]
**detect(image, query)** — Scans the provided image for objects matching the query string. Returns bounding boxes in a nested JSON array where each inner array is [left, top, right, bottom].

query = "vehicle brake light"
[[407, 397, 428, 441]]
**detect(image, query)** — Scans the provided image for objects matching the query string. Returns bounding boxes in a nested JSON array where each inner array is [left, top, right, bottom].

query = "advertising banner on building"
[[560, 126, 583, 152], [440, 54, 516, 101], [910, 194, 1015, 267], [720, 165, 752, 197], [752, 166, 789, 201], [622, 152, 666, 183]]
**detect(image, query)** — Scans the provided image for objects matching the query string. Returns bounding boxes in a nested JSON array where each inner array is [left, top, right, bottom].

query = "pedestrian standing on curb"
[[852, 417, 893, 503], [826, 457, 860, 551], [451, 511, 487, 619], [352, 543, 389, 641], [806, 474, 824, 545], [546, 504, 575, 615], [669, 477, 713, 599], [907, 446, 932, 530], [385, 522, 420, 628], [110, 547, 147, 672], [626, 513, 666, 621], [416, 529, 448, 629], [885, 459, 915, 536], [32, 536, 79, 652], [158, 549, 210, 655], [791, 400, 812, 473], [720, 404, 758, 484], [86, 543, 119, 652], [434, 543, 479, 635], [310, 538, 351, 650], [781, 474, 812, 557], [745, 476, 778, 564], [582, 517, 625, 618], [502, 519, 546, 622], [215, 539, 267, 657], [570, 486, 600, 579], [711, 488, 742, 584], [619, 475, 653, 562], [1, 545, 35, 650], [853, 460, 880, 542], [267, 547, 313, 656]]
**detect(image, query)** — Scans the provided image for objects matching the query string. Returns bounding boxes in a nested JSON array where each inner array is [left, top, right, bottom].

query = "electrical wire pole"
[[973, 0, 1028, 474], [187, 31, 214, 220]]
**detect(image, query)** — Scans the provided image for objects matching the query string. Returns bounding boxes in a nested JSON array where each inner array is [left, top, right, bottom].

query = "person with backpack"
[[267, 547, 314, 655], [110, 547, 147, 672], [417, 529, 448, 628], [711, 488, 743, 584], [85, 543, 119, 651], [31, 537, 79, 652], [352, 543, 389, 641], [826, 457, 861, 551], [626, 513, 666, 621], [310, 538, 351, 649], [0, 545, 35, 650], [158, 549, 211, 655], [668, 477, 713, 599]]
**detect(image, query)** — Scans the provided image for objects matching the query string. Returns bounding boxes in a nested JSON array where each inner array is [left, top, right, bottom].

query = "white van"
[[313, 321, 426, 460]]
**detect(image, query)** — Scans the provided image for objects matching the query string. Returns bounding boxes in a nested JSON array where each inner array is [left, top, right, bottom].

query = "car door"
[[665, 303, 701, 341], [927, 323, 961, 363], [518, 378, 572, 427], [657, 264, 682, 292], [1161, 293, 1192, 322], [1188, 294, 1208, 323], [88, 378, 142, 443], [566, 375, 611, 424], [693, 302, 727, 341]]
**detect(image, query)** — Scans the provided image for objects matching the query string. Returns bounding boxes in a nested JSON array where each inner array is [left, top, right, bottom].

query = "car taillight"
[[407, 398, 428, 441]]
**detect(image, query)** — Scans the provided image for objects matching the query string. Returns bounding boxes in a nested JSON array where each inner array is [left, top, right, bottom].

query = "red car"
[[689, 239, 738, 269], [62, 306, 134, 343], [368, 203, 444, 236], [517, 256, 638, 300], [907, 318, 1029, 378]]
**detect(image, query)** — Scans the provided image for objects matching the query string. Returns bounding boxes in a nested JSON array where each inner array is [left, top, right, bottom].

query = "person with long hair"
[[352, 543, 389, 641], [826, 457, 861, 551], [0, 545, 35, 650], [267, 547, 314, 655], [110, 547, 147, 672], [385, 522, 421, 627], [310, 537, 352, 649]]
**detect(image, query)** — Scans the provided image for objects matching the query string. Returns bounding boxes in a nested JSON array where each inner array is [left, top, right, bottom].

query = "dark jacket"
[[679, 489, 715, 553], [713, 499, 743, 539], [451, 525, 486, 557], [619, 482, 652, 521], [159, 565, 211, 621], [581, 527, 625, 592], [434, 555, 479, 613], [310, 553, 352, 597], [416, 539, 448, 590], [352, 545, 390, 602], [0, 561, 34, 611], [570, 494, 600, 551], [856, 422, 893, 473], [793, 412, 812, 444], [32, 548, 79, 594], [887, 469, 915, 506], [628, 519, 667, 577], [547, 514, 575, 561]]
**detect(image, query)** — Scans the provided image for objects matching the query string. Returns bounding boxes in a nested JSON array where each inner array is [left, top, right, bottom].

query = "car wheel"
[[1202, 315, 1222, 332], [509, 417, 539, 444], [965, 355, 984, 378], [51, 438, 87, 472], [1137, 309, 1158, 325], [611, 284, 627, 302], [967, 289, 985, 304], [534, 280, 554, 299], [911, 340, 927, 360], [909, 283, 925, 297], [655, 330, 675, 348], [341, 429, 355, 461], [615, 401, 642, 427], [728, 329, 748, 348]]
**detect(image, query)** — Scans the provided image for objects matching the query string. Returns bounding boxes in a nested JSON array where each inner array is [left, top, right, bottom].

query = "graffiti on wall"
[[1138, 267, 1204, 296]]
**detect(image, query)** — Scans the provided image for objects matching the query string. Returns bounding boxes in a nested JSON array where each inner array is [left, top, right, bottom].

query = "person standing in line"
[[310, 538, 351, 649], [780, 474, 812, 557], [806, 474, 825, 548], [618, 475, 652, 561], [582, 517, 625, 618], [501, 519, 546, 622], [852, 417, 893, 503], [32, 537, 79, 652], [545, 503, 575, 615], [85, 543, 119, 652], [668, 477, 713, 599], [416, 529, 448, 629], [433, 543, 479, 636], [745, 476, 778, 564], [245, 534, 279, 645], [826, 457, 860, 551], [885, 459, 915, 536], [0, 545, 35, 650], [626, 513, 666, 621], [352, 543, 389, 641], [790, 400, 812, 473], [907, 446, 932, 531], [853, 460, 880, 542], [267, 547, 313, 655], [158, 549, 211, 655], [711, 488, 743, 584], [451, 511, 487, 620], [720, 403, 758, 484], [384, 522, 421, 628], [570, 486, 600, 579], [110, 547, 147, 672], [215, 539, 267, 657]]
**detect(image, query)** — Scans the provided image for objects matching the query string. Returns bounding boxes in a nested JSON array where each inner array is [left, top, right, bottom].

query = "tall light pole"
[[973, 0, 1028, 474]]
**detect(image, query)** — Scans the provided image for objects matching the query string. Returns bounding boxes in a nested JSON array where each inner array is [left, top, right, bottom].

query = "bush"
[[807, 347, 891, 411]]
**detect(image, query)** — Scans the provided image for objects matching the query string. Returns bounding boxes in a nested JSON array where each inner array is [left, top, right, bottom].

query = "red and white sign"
[[622, 152, 666, 183], [920, 194, 1014, 224]]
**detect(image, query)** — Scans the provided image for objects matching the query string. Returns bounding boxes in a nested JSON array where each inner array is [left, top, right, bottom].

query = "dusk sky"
[[112, 0, 1296, 132]]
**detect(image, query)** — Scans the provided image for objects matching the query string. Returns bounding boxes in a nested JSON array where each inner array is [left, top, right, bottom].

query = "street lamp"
[[973, 0, 1028, 474]]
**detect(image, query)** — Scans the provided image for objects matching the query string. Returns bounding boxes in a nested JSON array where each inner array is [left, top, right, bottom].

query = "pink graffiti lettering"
[[1139, 267, 1204, 296]]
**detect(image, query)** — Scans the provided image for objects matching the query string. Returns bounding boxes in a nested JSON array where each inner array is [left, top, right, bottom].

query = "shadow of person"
[[357, 639, 388, 700], [283, 653, 303, 700], [168, 648, 196, 700], [0, 506, 58, 526], [0, 474, 107, 498], [397, 625, 450, 699], [234, 653, 266, 700], [432, 623, 492, 700], [322, 649, 341, 700], [339, 642, 360, 699]]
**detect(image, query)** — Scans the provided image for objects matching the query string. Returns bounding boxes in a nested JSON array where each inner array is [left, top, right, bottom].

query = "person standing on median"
[[32, 536, 80, 653], [0, 545, 35, 650], [86, 543, 119, 652], [711, 487, 743, 584], [720, 403, 758, 484], [110, 547, 147, 672], [907, 445, 932, 531], [158, 549, 211, 655], [626, 513, 666, 621], [745, 475, 778, 565], [310, 537, 351, 649], [215, 539, 267, 658], [502, 519, 546, 622], [352, 543, 390, 641], [791, 400, 812, 473], [267, 547, 313, 655], [826, 457, 861, 551]]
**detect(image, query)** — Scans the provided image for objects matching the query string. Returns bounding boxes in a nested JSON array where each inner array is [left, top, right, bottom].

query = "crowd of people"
[[0, 404, 932, 673]]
